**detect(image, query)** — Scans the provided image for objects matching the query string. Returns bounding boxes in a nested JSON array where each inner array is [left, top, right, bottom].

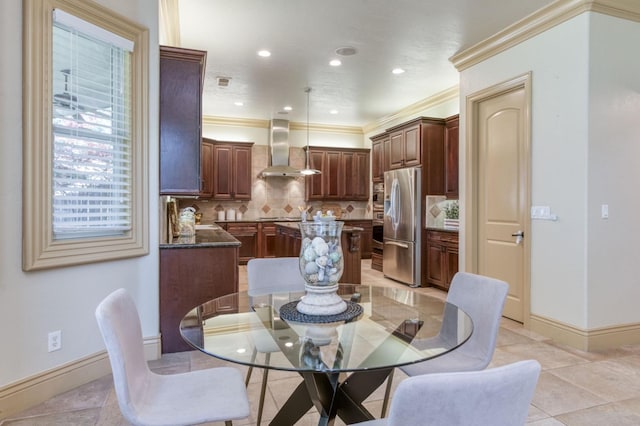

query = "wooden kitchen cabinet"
[[342, 150, 370, 200], [200, 140, 214, 197], [386, 117, 446, 195], [202, 139, 253, 200], [425, 229, 458, 291], [226, 222, 258, 264], [275, 224, 302, 258], [370, 133, 387, 183], [159, 46, 206, 195], [258, 222, 277, 258], [389, 123, 421, 170], [305, 147, 370, 201], [160, 245, 239, 353], [445, 114, 459, 199], [345, 219, 372, 259]]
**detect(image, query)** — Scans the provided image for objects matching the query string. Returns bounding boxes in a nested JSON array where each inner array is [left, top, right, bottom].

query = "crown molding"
[[451, 0, 640, 72], [202, 115, 270, 128], [202, 115, 363, 135], [362, 85, 459, 134], [289, 121, 363, 135]]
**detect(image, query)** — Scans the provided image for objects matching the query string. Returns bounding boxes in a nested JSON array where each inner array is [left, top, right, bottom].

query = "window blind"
[[52, 10, 133, 239]]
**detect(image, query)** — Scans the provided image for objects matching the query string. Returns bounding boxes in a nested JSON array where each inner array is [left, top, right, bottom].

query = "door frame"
[[464, 72, 532, 327]]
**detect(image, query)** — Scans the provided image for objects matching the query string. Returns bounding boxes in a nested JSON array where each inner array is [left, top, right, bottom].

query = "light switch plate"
[[531, 206, 551, 219]]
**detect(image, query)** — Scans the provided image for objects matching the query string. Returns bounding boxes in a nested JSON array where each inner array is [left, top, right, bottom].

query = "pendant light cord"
[[305, 87, 311, 168]]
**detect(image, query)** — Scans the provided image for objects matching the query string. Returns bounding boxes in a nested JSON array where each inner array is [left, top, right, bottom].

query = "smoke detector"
[[216, 76, 231, 87]]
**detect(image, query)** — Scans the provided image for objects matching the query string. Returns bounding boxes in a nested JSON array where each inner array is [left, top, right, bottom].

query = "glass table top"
[[180, 284, 472, 373]]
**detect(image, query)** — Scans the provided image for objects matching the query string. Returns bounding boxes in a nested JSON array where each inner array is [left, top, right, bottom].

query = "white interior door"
[[469, 75, 531, 323]]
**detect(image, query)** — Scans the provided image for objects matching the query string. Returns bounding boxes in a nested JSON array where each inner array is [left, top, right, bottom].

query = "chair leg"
[[245, 348, 258, 386], [256, 353, 270, 425], [380, 368, 395, 418]]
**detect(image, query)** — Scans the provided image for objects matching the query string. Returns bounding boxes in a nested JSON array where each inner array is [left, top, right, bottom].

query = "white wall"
[[0, 0, 159, 387], [586, 13, 640, 327], [459, 12, 640, 330], [363, 97, 460, 143]]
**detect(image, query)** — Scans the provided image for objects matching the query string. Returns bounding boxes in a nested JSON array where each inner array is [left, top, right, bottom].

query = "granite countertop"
[[426, 226, 459, 233], [274, 221, 364, 232], [212, 217, 372, 223], [160, 228, 241, 249]]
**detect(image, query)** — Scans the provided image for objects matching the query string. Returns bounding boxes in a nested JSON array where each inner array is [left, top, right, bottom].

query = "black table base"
[[269, 319, 424, 426]]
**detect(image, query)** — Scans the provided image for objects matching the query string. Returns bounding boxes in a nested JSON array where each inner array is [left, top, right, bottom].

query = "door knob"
[[511, 230, 524, 245]]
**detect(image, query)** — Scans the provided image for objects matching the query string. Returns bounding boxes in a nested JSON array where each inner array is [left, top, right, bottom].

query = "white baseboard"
[[530, 315, 640, 351], [0, 335, 161, 420]]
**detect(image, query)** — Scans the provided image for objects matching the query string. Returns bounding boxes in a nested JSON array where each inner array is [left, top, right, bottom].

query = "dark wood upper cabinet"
[[159, 46, 206, 195], [370, 133, 387, 183], [385, 117, 446, 195], [200, 141, 214, 198], [201, 139, 253, 200], [305, 147, 370, 201], [445, 114, 460, 199], [389, 131, 405, 169], [342, 150, 370, 200], [306, 150, 326, 199]]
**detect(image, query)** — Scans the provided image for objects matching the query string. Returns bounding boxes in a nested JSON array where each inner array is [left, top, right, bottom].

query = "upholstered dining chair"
[[95, 288, 250, 426], [381, 271, 509, 416], [356, 360, 541, 426], [246, 257, 306, 425]]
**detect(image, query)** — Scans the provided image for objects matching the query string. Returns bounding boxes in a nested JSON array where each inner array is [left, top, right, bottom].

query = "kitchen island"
[[159, 227, 240, 353], [274, 222, 363, 284]]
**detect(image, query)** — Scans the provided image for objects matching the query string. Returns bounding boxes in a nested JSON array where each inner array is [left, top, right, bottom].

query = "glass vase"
[[297, 221, 347, 315]]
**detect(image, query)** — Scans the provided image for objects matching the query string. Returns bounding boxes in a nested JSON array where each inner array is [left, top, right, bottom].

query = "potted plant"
[[443, 200, 459, 230]]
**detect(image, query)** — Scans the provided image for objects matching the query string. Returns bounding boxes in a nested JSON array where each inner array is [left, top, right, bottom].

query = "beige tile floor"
[[5, 260, 640, 425]]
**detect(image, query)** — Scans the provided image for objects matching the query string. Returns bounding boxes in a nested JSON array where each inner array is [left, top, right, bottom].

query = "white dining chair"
[[95, 288, 250, 426], [356, 360, 540, 426], [381, 271, 509, 416], [246, 257, 306, 425]]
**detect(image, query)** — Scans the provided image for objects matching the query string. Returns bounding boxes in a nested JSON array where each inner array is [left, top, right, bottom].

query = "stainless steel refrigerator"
[[383, 167, 421, 287]]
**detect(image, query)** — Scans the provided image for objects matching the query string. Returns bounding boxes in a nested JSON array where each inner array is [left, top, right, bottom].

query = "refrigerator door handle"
[[385, 240, 410, 249], [390, 178, 401, 231]]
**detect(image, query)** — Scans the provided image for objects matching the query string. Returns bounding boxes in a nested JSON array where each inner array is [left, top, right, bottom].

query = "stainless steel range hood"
[[260, 119, 303, 177]]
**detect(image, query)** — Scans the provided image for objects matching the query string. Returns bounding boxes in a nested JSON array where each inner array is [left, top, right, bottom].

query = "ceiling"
[[168, 0, 556, 128]]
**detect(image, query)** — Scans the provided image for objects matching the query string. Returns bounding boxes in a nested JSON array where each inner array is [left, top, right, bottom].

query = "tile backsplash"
[[425, 195, 459, 228], [177, 145, 371, 221]]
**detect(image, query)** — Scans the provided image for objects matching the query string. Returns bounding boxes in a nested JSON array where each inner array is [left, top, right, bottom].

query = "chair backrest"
[[247, 257, 306, 296], [95, 288, 150, 421], [445, 271, 508, 367], [387, 360, 541, 426]]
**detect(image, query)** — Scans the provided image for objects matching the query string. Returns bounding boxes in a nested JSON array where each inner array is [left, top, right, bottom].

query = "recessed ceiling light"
[[257, 50, 271, 57], [329, 109, 339, 115], [329, 59, 342, 67], [283, 106, 292, 111], [234, 101, 244, 106], [392, 68, 405, 75], [335, 46, 357, 56]]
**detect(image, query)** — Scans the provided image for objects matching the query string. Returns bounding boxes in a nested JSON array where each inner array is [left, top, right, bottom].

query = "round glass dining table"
[[180, 284, 472, 426]]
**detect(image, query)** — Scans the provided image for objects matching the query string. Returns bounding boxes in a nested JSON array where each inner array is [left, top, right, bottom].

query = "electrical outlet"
[[48, 330, 62, 352]]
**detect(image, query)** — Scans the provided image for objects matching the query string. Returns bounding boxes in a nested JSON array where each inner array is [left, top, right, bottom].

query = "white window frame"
[[23, 0, 149, 271]]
